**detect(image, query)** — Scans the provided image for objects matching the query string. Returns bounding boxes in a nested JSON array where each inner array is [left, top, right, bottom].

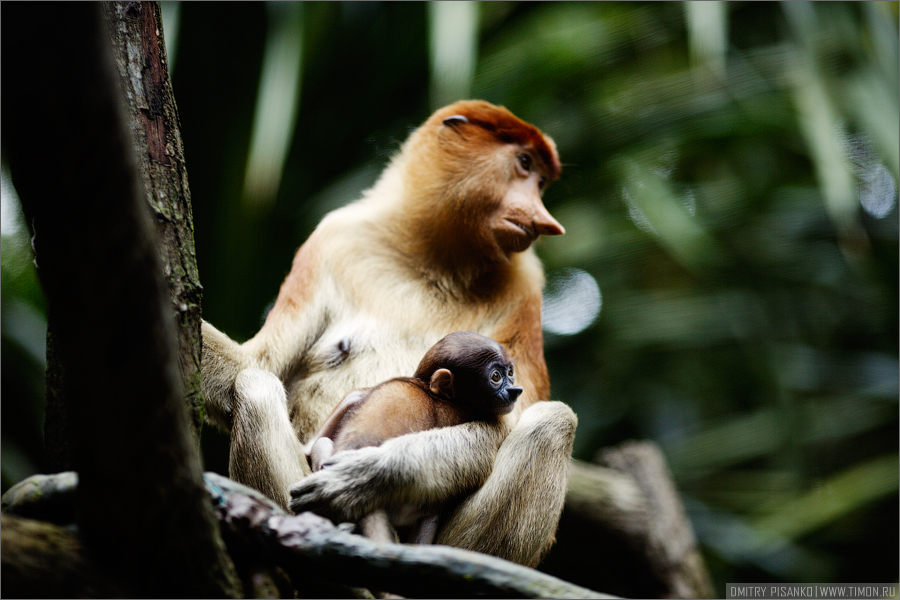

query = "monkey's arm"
[[229, 369, 308, 509], [200, 236, 326, 432], [307, 438, 334, 473], [289, 420, 505, 522], [290, 401, 576, 566], [201, 323, 312, 507], [201, 321, 254, 431], [305, 391, 366, 450]]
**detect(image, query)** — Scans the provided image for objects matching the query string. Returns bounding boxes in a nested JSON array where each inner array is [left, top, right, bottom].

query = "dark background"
[[2, 2, 897, 594]]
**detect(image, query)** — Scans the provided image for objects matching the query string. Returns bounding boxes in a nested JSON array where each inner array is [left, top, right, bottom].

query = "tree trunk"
[[101, 1, 206, 438], [2, 3, 239, 597], [41, 1, 205, 473]]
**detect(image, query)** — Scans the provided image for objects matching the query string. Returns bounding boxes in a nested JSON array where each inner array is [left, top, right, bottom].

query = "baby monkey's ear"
[[429, 368, 455, 399]]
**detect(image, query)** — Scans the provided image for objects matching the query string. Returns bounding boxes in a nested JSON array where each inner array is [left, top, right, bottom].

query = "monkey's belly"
[[287, 320, 438, 443]]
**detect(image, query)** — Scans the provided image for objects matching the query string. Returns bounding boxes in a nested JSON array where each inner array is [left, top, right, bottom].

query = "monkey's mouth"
[[505, 218, 537, 241], [495, 401, 516, 415], [495, 218, 537, 255]]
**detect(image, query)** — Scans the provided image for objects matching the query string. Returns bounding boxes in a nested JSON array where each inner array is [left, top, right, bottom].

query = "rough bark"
[[40, 1, 204, 472], [211, 470, 613, 600], [101, 1, 206, 437], [1, 3, 239, 597], [43, 315, 73, 472]]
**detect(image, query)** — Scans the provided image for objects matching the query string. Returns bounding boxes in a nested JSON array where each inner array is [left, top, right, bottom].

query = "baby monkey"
[[304, 331, 523, 544]]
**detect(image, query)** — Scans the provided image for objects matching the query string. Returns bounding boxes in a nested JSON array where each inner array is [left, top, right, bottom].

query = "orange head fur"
[[387, 100, 565, 279], [427, 101, 561, 181]]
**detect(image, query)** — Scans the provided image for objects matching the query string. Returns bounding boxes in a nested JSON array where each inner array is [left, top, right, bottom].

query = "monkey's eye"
[[538, 176, 547, 189], [508, 366, 514, 380], [517, 153, 531, 173], [490, 369, 503, 385]]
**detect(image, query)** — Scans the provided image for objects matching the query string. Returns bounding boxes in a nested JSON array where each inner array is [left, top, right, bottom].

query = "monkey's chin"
[[494, 219, 536, 255], [494, 402, 517, 416]]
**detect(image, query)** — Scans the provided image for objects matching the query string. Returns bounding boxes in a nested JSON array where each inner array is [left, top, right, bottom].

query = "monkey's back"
[[331, 378, 469, 453]]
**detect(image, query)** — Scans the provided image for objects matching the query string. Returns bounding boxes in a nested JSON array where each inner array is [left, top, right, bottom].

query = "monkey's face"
[[489, 147, 565, 255], [409, 100, 566, 261], [482, 358, 523, 416], [415, 331, 524, 417]]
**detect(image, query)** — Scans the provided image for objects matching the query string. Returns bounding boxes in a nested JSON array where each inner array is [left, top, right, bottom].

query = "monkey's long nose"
[[533, 203, 565, 237], [507, 386, 524, 401]]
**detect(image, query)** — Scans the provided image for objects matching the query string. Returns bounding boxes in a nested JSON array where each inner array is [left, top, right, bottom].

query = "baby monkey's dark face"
[[481, 356, 522, 415], [416, 331, 523, 418]]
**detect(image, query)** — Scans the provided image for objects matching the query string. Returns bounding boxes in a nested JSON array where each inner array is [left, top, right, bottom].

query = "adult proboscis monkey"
[[201, 100, 577, 567]]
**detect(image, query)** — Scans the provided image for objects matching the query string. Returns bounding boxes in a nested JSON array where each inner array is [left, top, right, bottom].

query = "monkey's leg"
[[358, 509, 398, 544], [407, 513, 440, 545], [229, 368, 310, 510], [435, 401, 577, 567], [308, 437, 334, 472]]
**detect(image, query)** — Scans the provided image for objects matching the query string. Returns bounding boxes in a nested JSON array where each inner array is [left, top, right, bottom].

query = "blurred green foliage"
[[2, 1, 897, 594]]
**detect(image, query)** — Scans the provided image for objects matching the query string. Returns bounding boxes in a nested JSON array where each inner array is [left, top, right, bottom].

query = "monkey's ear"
[[430, 368, 455, 398], [442, 115, 469, 127]]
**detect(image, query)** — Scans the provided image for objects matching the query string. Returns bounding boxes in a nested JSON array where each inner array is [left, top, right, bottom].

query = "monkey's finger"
[[288, 477, 325, 507], [289, 474, 349, 519]]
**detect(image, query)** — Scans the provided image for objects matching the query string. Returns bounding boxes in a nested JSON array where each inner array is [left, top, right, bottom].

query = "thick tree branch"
[[3, 472, 614, 599]]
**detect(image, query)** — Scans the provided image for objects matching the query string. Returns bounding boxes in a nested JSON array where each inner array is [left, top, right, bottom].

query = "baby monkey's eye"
[[490, 369, 503, 385], [508, 366, 514, 380]]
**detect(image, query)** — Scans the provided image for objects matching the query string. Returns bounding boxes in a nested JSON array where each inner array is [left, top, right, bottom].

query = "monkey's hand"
[[289, 445, 384, 521], [289, 422, 504, 522]]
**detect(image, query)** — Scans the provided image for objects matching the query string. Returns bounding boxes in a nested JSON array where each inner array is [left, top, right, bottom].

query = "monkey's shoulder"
[[359, 378, 434, 419], [306, 201, 386, 261]]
